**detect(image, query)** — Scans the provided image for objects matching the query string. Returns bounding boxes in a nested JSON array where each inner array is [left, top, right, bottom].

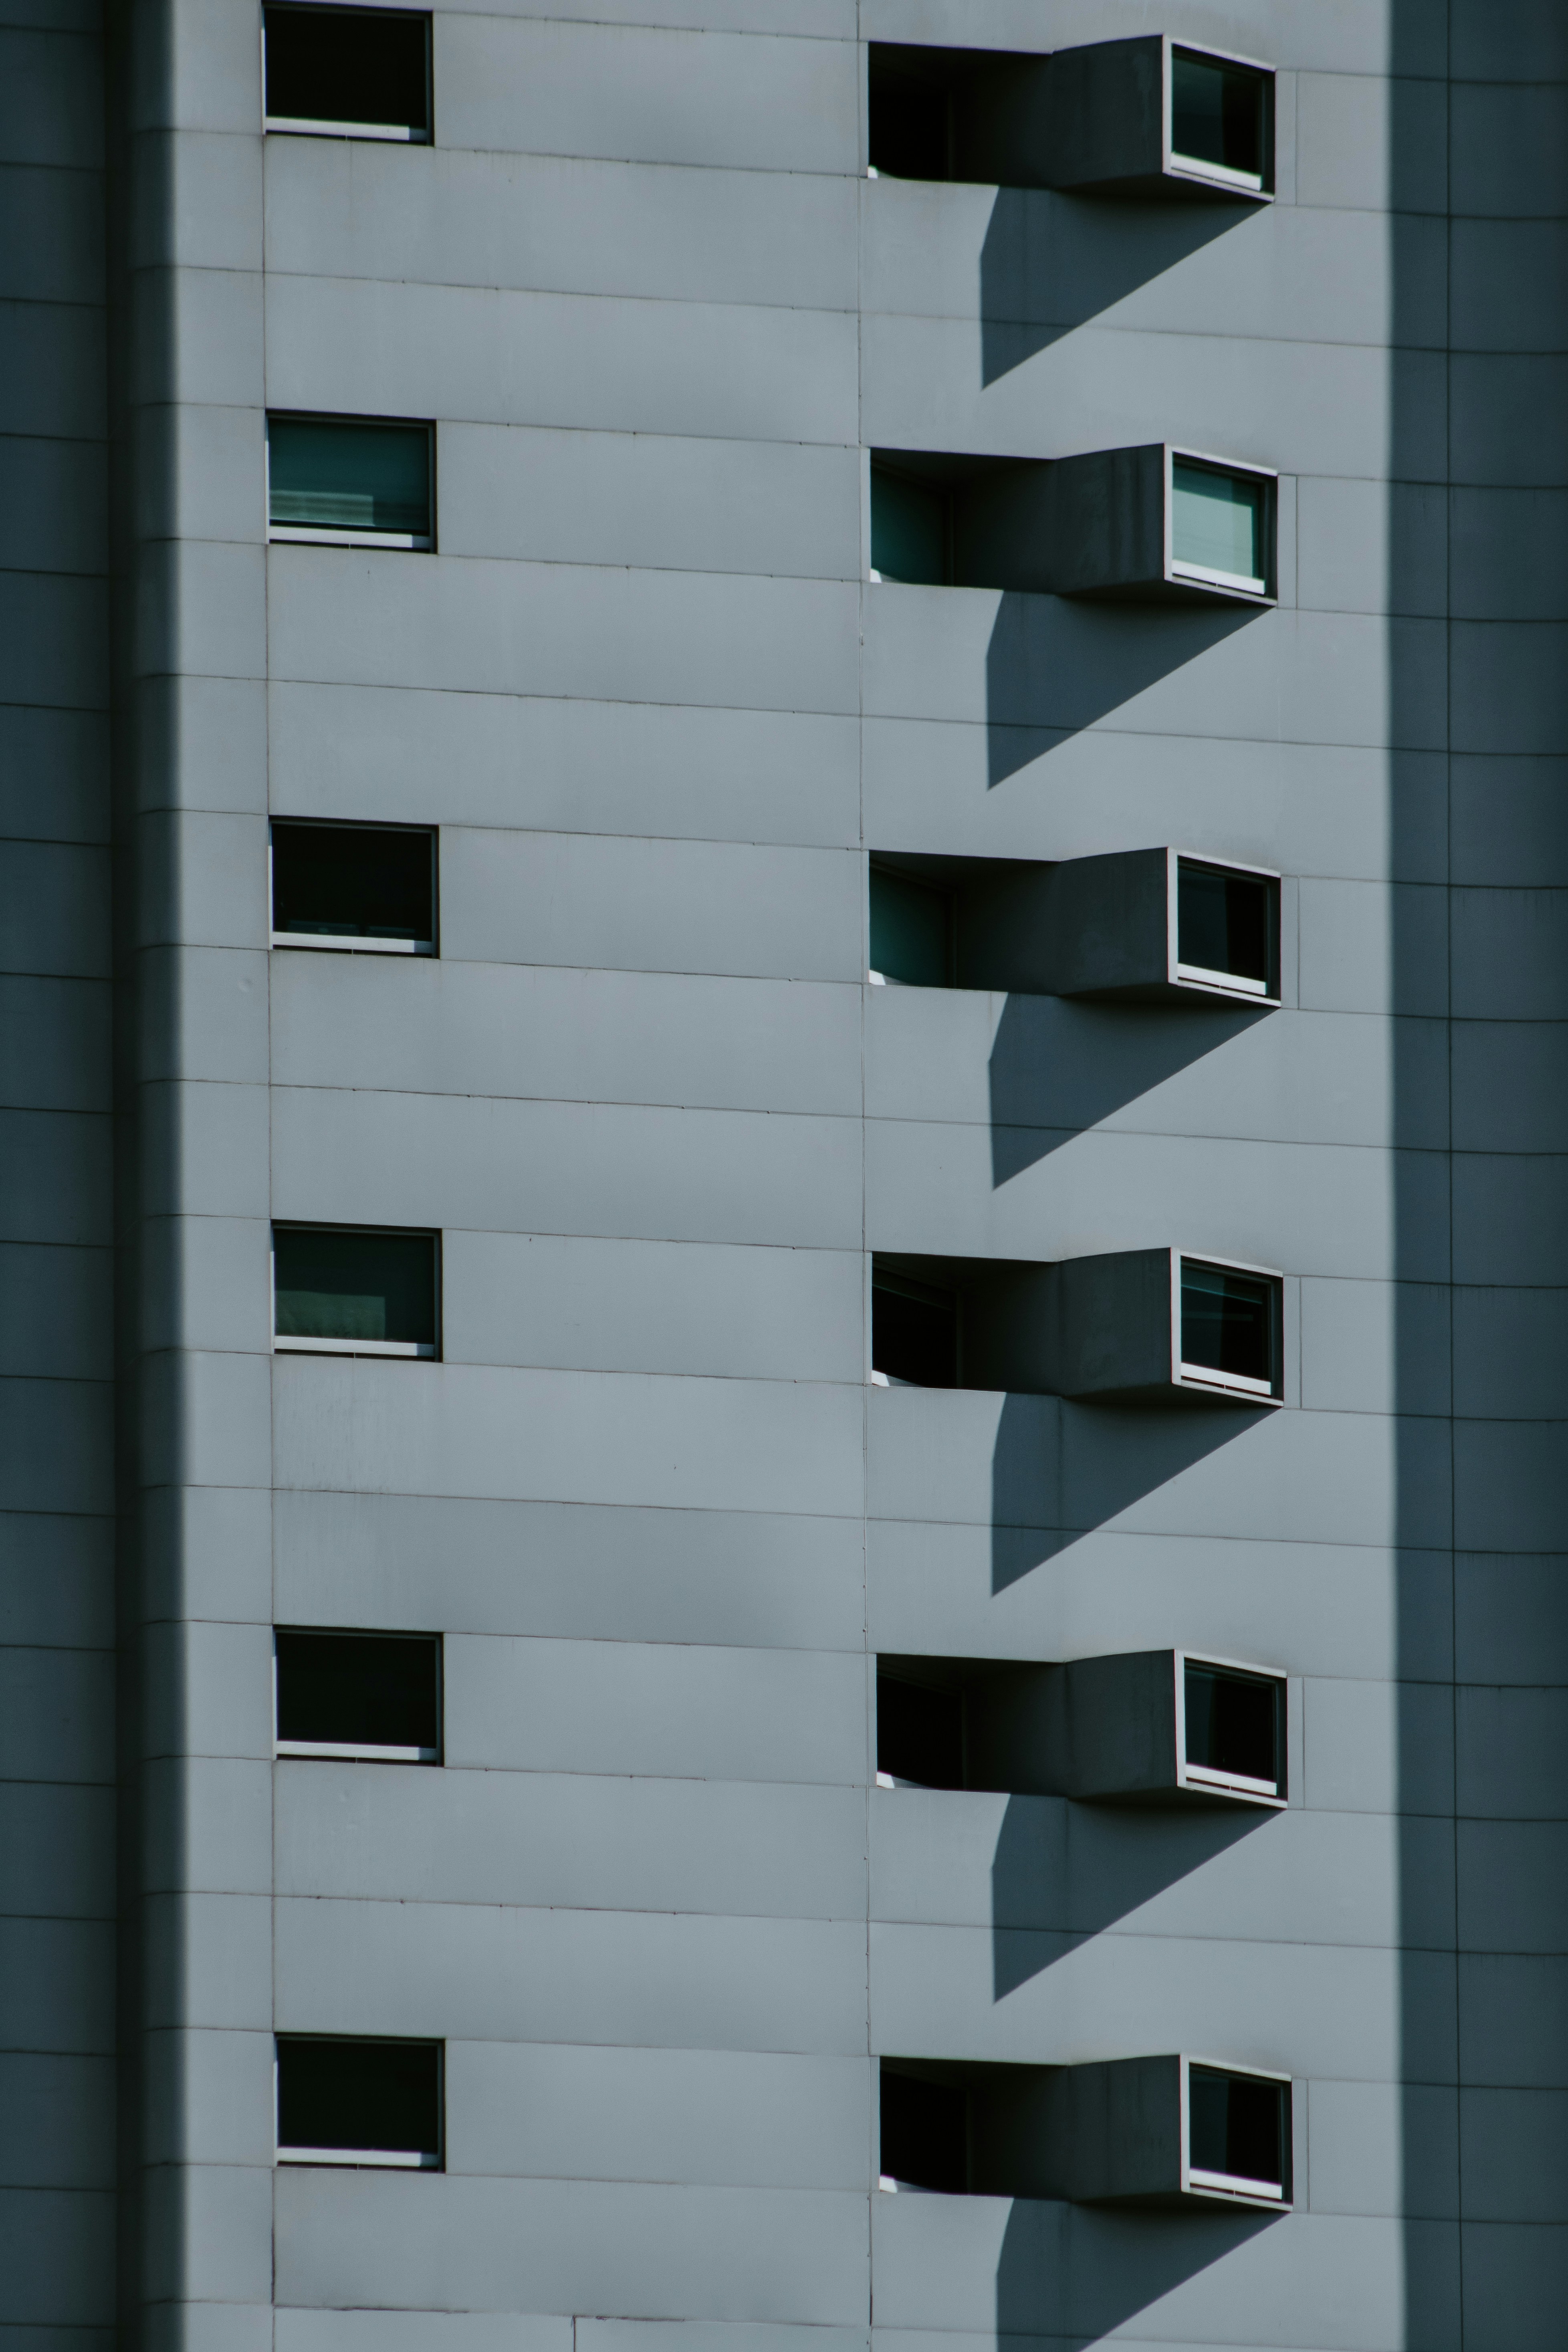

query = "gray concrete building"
[[3, 0, 1566, 2344]]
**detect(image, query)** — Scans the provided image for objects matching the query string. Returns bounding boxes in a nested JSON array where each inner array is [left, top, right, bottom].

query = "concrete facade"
[[2, 0, 1566, 2345]]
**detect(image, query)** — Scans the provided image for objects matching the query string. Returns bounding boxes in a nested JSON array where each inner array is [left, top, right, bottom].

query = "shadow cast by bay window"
[[276, 2035, 442, 2169], [274, 1627, 442, 1762], [263, 4, 431, 141], [272, 1224, 440, 1359], [267, 414, 434, 549], [270, 819, 437, 955]]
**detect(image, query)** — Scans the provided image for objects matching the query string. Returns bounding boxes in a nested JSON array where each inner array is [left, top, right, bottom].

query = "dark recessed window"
[[868, 46, 950, 180], [276, 2036, 443, 2167], [264, 5, 430, 139], [1170, 49, 1267, 193], [268, 415, 433, 547], [877, 1671, 963, 1789], [276, 1628, 441, 1761], [273, 1225, 439, 1358], [1187, 2065, 1287, 2199], [271, 821, 436, 954], [870, 865, 953, 987], [871, 464, 950, 585], [1170, 459, 1267, 596], [1183, 1660, 1283, 1799], [1178, 1260, 1277, 1399], [1177, 859, 1274, 999], [872, 1266, 958, 1389], [880, 2065, 967, 2193]]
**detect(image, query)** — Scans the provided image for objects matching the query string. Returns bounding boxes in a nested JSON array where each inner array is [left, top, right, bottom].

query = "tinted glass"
[[1177, 863, 1271, 986], [874, 1270, 958, 1387], [274, 1226, 437, 1346], [272, 821, 434, 943], [881, 2066, 967, 2193], [878, 1672, 963, 1788], [276, 1629, 440, 1751], [264, 5, 429, 130], [269, 417, 431, 537], [277, 2036, 441, 2155], [1171, 52, 1264, 179], [868, 53, 950, 179], [1180, 1262, 1274, 1386], [1188, 2066, 1284, 2188], [870, 866, 952, 985], [1185, 1663, 1280, 1786], [1171, 461, 1263, 585], [872, 468, 948, 584]]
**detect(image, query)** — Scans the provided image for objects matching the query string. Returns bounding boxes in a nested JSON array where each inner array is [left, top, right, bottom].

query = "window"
[[1170, 457, 1268, 597], [1175, 858, 1276, 1000], [275, 1628, 441, 1761], [263, 4, 430, 140], [868, 46, 951, 179], [267, 415, 433, 549], [272, 1224, 440, 1359], [870, 463, 950, 584], [276, 2036, 442, 2168], [872, 1265, 958, 1388], [876, 1671, 963, 1789], [869, 864, 953, 986], [1182, 1657, 1284, 1802], [271, 820, 436, 954], [1177, 1258, 1279, 1400], [880, 2064, 967, 2193], [1170, 48, 1269, 194], [1186, 2063, 1289, 2203]]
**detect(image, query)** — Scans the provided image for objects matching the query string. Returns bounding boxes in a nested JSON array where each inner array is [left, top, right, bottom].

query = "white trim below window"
[[1170, 152, 1263, 193], [274, 1336, 435, 1359], [276, 1741, 437, 1763], [264, 116, 427, 140], [1178, 1360, 1275, 1399], [1187, 2164, 1285, 2202], [1169, 557, 1267, 597], [1182, 1761, 1280, 1800], [270, 931, 432, 955], [268, 525, 431, 550], [1174, 960, 1271, 998], [276, 2146, 439, 2168]]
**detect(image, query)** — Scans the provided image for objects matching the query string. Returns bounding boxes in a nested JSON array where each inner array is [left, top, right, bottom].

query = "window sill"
[[1168, 152, 1267, 197], [1180, 1764, 1285, 1807], [276, 1741, 438, 1763], [1176, 1364, 1279, 1404], [1186, 2166, 1286, 2206], [1167, 559, 1270, 601], [270, 931, 434, 955], [1174, 961, 1273, 1001], [268, 526, 432, 551], [274, 1337, 437, 1359], [277, 2147, 441, 2169], [265, 116, 428, 141]]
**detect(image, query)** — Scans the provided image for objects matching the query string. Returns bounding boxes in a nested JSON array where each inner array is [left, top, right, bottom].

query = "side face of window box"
[[1181, 2058, 1292, 2207], [1172, 1251, 1283, 1402], [276, 2035, 443, 2168], [274, 1627, 442, 1762], [267, 414, 434, 549], [263, 4, 431, 141], [272, 1224, 440, 1359], [270, 819, 438, 954]]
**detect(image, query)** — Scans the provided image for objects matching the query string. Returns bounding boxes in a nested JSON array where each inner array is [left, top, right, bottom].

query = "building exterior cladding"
[[4, 0, 1568, 2345]]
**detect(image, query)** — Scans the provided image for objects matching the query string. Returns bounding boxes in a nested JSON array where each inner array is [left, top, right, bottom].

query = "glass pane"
[[877, 1673, 964, 1787], [869, 59, 950, 180], [1171, 51, 1264, 179], [272, 821, 434, 942], [277, 2036, 440, 2154], [1189, 2066, 1283, 2187], [1172, 461, 1262, 583], [264, 4, 429, 130], [870, 866, 952, 985], [1180, 1262, 1274, 1386], [1185, 1663, 1279, 1784], [1178, 863, 1271, 984], [270, 417, 431, 536], [880, 2067, 967, 2193], [274, 1226, 437, 1345], [872, 468, 948, 584], [873, 1272, 958, 1387], [276, 1630, 440, 1749]]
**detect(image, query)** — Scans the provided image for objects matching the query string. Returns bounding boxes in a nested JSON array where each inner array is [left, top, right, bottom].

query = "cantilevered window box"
[[271, 819, 437, 956], [274, 1628, 442, 1763], [272, 1224, 440, 1360], [276, 2035, 443, 2169], [267, 414, 434, 549], [263, 3, 431, 141]]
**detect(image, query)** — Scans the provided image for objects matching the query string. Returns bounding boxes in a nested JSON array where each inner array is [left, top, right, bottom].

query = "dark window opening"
[[868, 46, 951, 179], [276, 2035, 442, 2161], [268, 415, 432, 541], [881, 2065, 968, 2193], [272, 820, 436, 949], [273, 1224, 439, 1352], [1179, 1262, 1276, 1392], [1188, 2066, 1285, 2191], [1170, 49, 1266, 184], [1177, 860, 1273, 993], [276, 1628, 441, 1757], [871, 464, 950, 585], [873, 1267, 958, 1388], [870, 864, 953, 986], [877, 1672, 964, 1789], [264, 4, 430, 134], [1184, 1662, 1281, 1791]]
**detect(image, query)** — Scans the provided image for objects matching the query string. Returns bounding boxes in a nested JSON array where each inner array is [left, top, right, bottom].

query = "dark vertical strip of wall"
[[0, 0, 117, 2334]]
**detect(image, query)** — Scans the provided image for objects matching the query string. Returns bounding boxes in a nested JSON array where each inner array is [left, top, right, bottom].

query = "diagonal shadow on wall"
[[995, 2191, 1280, 2346], [989, 991, 1273, 1186], [985, 592, 1262, 787], [979, 187, 1254, 387]]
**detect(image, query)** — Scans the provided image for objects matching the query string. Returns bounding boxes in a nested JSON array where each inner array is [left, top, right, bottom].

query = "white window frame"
[[1170, 1249, 1283, 1404], [260, 8, 432, 143], [267, 822, 437, 956], [1172, 1648, 1287, 1809], [1164, 446, 1276, 604], [1163, 38, 1274, 200], [270, 1233, 440, 1361], [264, 416, 434, 552], [272, 1629, 441, 1766], [1165, 848, 1281, 1005], [1179, 2055, 1291, 2209]]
